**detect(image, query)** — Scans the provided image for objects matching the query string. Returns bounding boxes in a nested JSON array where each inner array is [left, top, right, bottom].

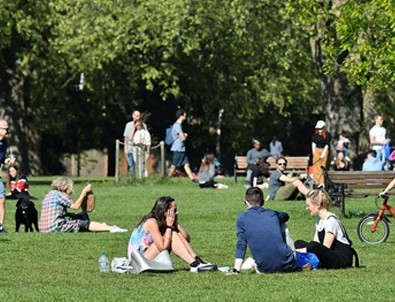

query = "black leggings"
[[295, 240, 353, 269]]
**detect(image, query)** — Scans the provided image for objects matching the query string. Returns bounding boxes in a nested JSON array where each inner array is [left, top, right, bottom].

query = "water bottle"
[[98, 250, 109, 273]]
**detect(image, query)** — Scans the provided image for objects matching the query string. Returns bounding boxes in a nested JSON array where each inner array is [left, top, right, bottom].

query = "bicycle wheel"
[[357, 214, 390, 244]]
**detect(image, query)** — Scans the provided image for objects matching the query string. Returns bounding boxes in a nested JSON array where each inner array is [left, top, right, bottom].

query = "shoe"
[[190, 262, 218, 273], [241, 257, 255, 270], [110, 226, 128, 233], [191, 178, 199, 183], [0, 224, 7, 234]]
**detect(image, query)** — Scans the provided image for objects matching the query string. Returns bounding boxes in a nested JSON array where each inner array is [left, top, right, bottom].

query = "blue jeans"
[[127, 153, 135, 177]]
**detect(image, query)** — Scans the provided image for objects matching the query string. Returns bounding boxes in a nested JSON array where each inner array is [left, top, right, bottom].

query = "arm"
[[381, 177, 395, 195], [246, 150, 255, 165], [233, 216, 247, 272], [144, 219, 172, 251], [70, 184, 92, 210], [279, 174, 304, 183], [322, 232, 336, 249]]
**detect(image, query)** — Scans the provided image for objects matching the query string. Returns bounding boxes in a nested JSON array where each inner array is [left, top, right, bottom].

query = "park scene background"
[[1, 1, 395, 301], [1, 1, 395, 175]]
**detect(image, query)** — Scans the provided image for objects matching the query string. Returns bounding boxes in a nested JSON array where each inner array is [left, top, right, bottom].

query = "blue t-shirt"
[[235, 206, 294, 273], [170, 122, 185, 152]]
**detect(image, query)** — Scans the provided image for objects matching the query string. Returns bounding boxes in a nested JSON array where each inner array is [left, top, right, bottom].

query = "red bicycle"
[[357, 194, 394, 244]]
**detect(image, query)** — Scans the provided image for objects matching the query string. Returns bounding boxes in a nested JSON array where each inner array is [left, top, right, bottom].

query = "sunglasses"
[[277, 162, 287, 166]]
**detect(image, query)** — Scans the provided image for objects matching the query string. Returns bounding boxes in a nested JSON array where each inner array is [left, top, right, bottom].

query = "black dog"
[[15, 195, 39, 232]]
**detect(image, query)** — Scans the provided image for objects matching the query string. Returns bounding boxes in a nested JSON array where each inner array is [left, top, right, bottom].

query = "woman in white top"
[[132, 121, 151, 178], [295, 189, 358, 269]]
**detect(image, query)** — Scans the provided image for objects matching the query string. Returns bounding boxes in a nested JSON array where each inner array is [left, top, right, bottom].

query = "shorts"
[[67, 211, 90, 232], [274, 184, 298, 201], [171, 151, 189, 167], [0, 179, 5, 198], [78, 219, 90, 232]]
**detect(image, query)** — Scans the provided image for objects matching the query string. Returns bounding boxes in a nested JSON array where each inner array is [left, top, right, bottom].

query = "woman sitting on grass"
[[295, 189, 358, 269], [128, 196, 217, 273], [197, 153, 228, 189], [39, 177, 127, 233], [6, 165, 29, 199]]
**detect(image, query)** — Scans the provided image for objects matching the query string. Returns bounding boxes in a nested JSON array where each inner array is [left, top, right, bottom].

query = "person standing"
[[269, 136, 283, 159], [369, 115, 390, 165], [0, 120, 16, 233], [312, 120, 332, 186], [167, 109, 196, 181], [132, 121, 151, 178], [123, 111, 147, 177]]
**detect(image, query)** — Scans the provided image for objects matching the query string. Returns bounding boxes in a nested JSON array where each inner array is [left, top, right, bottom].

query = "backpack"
[[165, 125, 175, 146]]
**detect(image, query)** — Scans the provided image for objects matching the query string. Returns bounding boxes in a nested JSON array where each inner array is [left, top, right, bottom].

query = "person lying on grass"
[[295, 189, 359, 269], [39, 177, 127, 233], [128, 196, 217, 273]]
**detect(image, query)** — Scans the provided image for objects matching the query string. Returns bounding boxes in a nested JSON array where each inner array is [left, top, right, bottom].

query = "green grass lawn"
[[0, 176, 393, 301]]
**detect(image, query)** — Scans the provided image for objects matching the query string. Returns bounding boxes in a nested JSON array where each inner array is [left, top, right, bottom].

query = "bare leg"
[[292, 179, 309, 196], [170, 231, 196, 263], [143, 231, 196, 264], [184, 164, 195, 180], [88, 221, 122, 232], [168, 165, 176, 177], [0, 197, 5, 225]]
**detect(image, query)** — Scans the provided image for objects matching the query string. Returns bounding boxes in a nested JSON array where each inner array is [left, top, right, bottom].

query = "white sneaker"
[[241, 257, 255, 270], [110, 226, 128, 233], [190, 262, 218, 273]]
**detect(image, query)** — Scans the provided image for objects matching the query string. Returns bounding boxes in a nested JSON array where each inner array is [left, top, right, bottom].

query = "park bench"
[[322, 167, 395, 217], [233, 155, 309, 182]]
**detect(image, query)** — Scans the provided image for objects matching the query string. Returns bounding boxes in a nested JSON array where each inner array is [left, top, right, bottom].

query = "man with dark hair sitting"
[[231, 187, 298, 274]]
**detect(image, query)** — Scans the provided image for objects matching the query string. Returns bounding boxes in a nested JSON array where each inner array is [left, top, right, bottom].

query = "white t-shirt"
[[369, 125, 386, 150], [316, 214, 349, 245]]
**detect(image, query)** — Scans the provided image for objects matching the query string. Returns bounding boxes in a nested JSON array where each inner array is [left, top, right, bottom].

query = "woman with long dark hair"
[[128, 196, 217, 272]]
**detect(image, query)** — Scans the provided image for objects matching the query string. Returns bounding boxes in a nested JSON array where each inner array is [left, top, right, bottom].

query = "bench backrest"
[[234, 156, 308, 173], [327, 171, 395, 189]]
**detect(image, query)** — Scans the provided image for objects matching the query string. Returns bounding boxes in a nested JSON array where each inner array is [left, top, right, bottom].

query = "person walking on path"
[[167, 109, 196, 181], [0, 119, 16, 233], [123, 110, 147, 177]]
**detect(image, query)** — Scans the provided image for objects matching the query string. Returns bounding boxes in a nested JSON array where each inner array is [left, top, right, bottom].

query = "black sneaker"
[[0, 224, 7, 234], [190, 262, 218, 273]]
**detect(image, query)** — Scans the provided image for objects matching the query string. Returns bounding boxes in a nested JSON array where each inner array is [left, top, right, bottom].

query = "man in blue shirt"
[[167, 109, 197, 181], [0, 120, 16, 233], [362, 150, 383, 171], [232, 187, 296, 273]]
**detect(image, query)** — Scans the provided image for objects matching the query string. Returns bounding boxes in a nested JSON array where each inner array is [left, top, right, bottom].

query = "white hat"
[[315, 120, 326, 129]]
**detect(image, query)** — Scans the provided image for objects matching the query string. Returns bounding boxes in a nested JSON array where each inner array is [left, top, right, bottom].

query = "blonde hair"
[[306, 189, 332, 209], [51, 177, 74, 195]]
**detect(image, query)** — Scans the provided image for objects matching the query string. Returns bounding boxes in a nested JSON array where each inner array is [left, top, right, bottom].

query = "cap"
[[315, 120, 326, 129]]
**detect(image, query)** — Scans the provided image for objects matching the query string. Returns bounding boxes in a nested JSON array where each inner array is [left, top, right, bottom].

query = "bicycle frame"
[[371, 197, 395, 232]]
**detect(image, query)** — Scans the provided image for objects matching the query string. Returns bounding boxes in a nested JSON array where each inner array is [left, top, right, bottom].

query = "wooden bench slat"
[[234, 155, 309, 182], [324, 169, 395, 217]]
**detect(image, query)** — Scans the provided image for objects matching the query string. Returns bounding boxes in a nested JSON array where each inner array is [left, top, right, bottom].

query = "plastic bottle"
[[98, 250, 109, 273]]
